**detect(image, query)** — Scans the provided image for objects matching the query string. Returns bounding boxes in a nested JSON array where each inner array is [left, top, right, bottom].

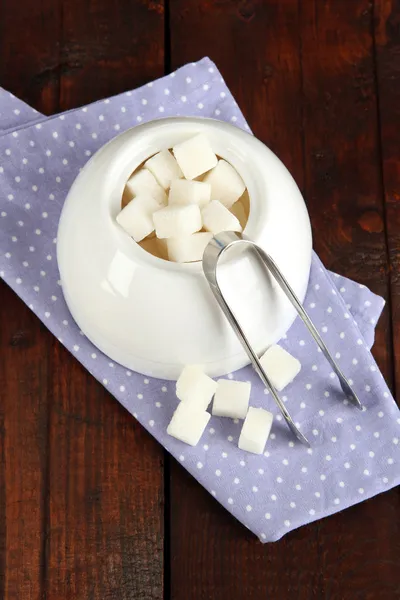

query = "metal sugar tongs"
[[202, 232, 363, 447]]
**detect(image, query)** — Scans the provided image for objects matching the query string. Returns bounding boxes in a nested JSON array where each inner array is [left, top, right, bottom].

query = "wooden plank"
[[0, 2, 61, 599], [0, 1, 166, 598], [45, 343, 164, 599], [299, 12, 400, 593], [170, 464, 321, 600], [0, 289, 51, 600], [58, 0, 165, 110], [169, 0, 399, 598], [375, 0, 400, 397], [300, 0, 392, 379], [0, 0, 61, 113], [169, 2, 321, 599], [44, 1, 166, 599], [169, 0, 304, 184], [286, 0, 400, 596]]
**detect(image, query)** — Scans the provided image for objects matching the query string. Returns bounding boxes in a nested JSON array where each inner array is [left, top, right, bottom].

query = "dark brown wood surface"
[[0, 1, 399, 599]]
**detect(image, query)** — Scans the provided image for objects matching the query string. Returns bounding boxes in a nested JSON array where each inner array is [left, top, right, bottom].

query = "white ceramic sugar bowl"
[[57, 118, 312, 380]]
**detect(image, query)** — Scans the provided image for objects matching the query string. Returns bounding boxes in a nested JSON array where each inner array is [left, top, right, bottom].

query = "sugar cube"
[[167, 232, 213, 263], [176, 365, 217, 410], [203, 159, 246, 208], [167, 402, 211, 446], [230, 200, 247, 228], [116, 194, 160, 242], [168, 179, 211, 208], [212, 379, 251, 420], [259, 345, 301, 391], [125, 168, 167, 205], [172, 133, 218, 180], [144, 150, 183, 190], [202, 200, 242, 234], [153, 205, 202, 239], [238, 407, 273, 454]]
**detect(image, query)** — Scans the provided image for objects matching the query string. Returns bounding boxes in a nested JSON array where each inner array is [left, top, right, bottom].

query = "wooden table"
[[0, 1, 399, 598]]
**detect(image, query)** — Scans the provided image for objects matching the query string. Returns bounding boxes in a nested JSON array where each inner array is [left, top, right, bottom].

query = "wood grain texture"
[[301, 0, 392, 379], [375, 0, 400, 397], [300, 2, 400, 591], [46, 343, 164, 600], [0, 290, 51, 600], [169, 2, 321, 599], [0, 1, 166, 599], [0, 0, 61, 113], [0, 2, 61, 598], [170, 0, 303, 183], [45, 1, 166, 599], [58, 0, 165, 110], [169, 0, 399, 599]]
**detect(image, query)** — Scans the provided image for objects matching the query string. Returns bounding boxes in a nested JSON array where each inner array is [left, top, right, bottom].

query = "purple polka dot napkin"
[[1, 57, 399, 542]]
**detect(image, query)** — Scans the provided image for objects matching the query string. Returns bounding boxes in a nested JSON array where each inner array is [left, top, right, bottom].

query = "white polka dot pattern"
[[0, 58, 399, 544]]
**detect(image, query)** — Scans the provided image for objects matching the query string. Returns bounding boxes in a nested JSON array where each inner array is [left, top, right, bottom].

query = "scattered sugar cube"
[[203, 159, 246, 208], [176, 365, 217, 410], [125, 168, 167, 205], [202, 200, 242, 234], [230, 200, 247, 228], [172, 133, 218, 180], [259, 345, 301, 391], [169, 179, 211, 208], [167, 232, 213, 263], [238, 407, 273, 454], [144, 150, 183, 190], [116, 194, 160, 242], [167, 402, 211, 446], [153, 205, 202, 239], [212, 379, 251, 420]]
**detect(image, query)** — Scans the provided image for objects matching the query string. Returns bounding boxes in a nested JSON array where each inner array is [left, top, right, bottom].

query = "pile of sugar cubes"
[[167, 344, 301, 454], [116, 133, 249, 262]]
